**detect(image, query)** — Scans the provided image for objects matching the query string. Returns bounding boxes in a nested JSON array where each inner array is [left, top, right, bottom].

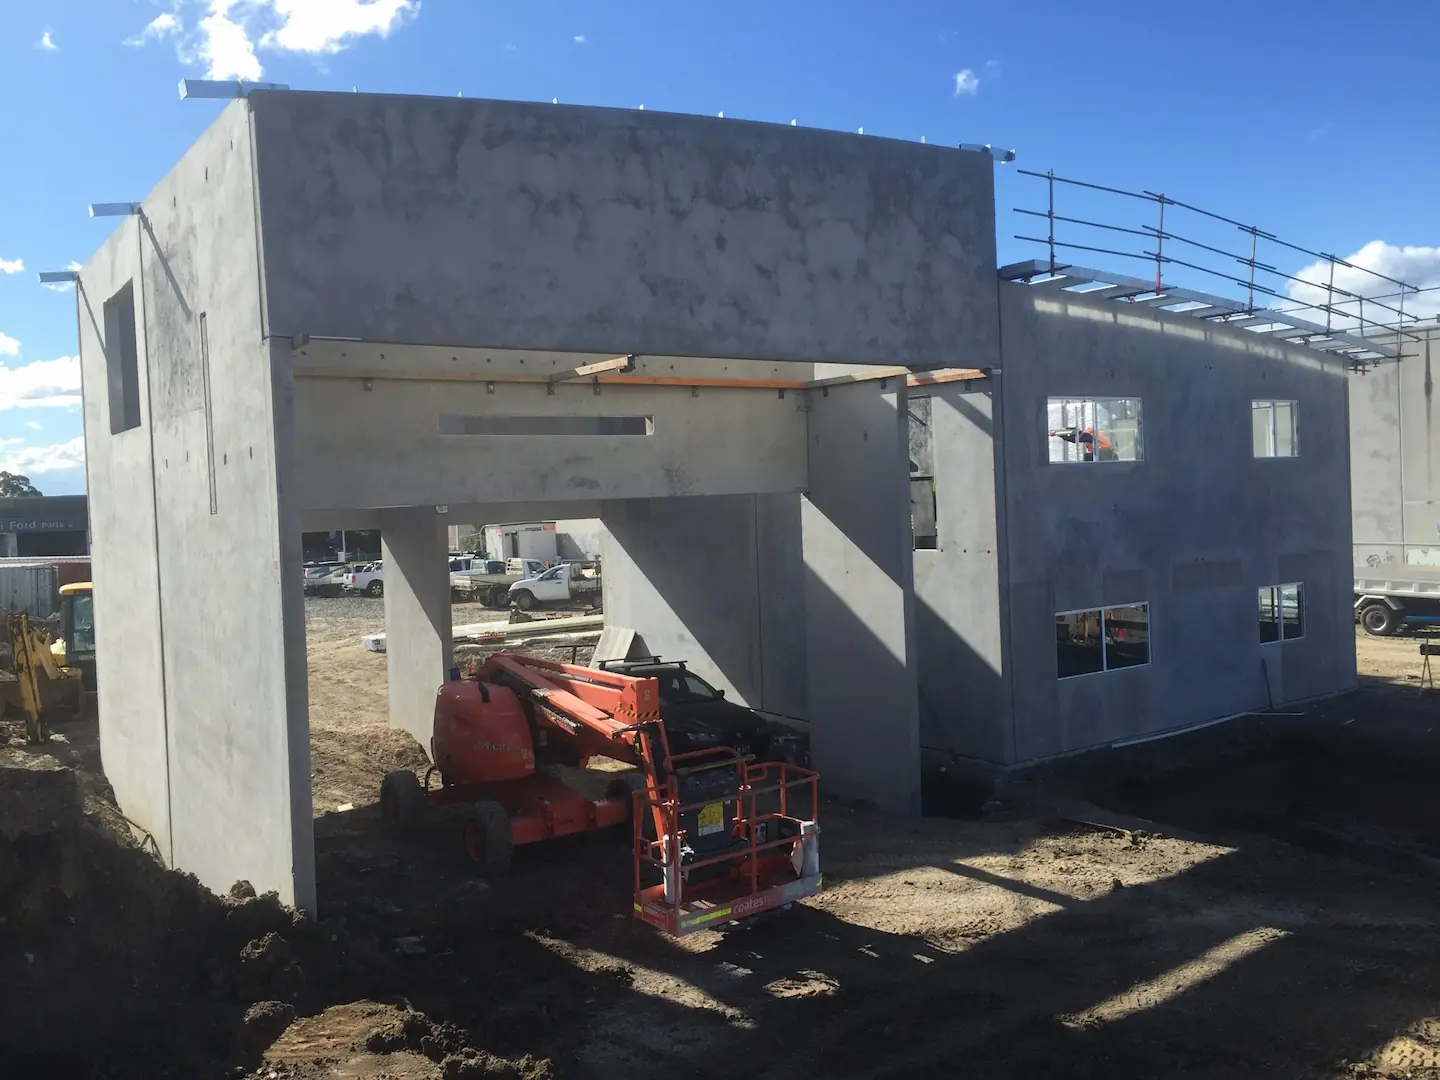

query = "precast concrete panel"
[[78, 103, 315, 909], [911, 382, 1010, 762], [997, 284, 1354, 763], [1349, 359, 1403, 563], [78, 216, 172, 862], [293, 377, 808, 510], [801, 380, 920, 812], [599, 494, 807, 717], [381, 508, 453, 747], [248, 92, 1000, 367]]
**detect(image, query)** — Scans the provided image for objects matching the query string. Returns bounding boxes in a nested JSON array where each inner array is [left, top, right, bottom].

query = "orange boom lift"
[[379, 652, 822, 936]]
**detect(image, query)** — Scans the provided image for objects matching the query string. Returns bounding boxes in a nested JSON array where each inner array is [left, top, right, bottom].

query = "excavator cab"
[[55, 582, 96, 692]]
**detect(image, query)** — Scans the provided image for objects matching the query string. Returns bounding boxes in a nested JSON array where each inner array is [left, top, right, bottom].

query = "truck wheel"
[[366, 581, 384, 598], [463, 800, 514, 874], [380, 771, 426, 836], [512, 589, 536, 611], [1360, 602, 1400, 637]]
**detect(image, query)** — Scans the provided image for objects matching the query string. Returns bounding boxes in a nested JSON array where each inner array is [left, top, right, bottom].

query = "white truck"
[[1354, 567, 1440, 636], [449, 559, 547, 606], [507, 562, 602, 611], [344, 561, 385, 597]]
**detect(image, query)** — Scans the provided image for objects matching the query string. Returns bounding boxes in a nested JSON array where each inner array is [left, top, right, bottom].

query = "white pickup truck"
[[507, 562, 602, 611], [344, 561, 385, 597]]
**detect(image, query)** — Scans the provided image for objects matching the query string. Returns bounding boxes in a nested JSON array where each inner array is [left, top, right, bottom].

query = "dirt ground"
[[6, 613, 1440, 1078]]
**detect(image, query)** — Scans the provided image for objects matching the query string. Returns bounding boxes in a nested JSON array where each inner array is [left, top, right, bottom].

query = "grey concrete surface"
[[1349, 330, 1440, 570], [78, 102, 315, 909], [996, 284, 1355, 763], [381, 508, 454, 748], [801, 379, 920, 813], [912, 382, 1010, 762], [294, 376, 808, 510], [249, 92, 1000, 366], [600, 493, 806, 718]]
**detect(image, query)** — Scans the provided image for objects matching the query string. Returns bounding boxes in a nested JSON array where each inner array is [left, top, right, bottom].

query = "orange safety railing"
[[630, 751, 820, 915]]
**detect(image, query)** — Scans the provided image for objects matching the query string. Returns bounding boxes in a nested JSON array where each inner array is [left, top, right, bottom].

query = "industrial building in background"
[[0, 495, 90, 559], [75, 89, 1369, 910]]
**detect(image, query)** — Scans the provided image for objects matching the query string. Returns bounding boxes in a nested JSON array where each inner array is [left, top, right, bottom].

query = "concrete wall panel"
[[250, 92, 1000, 367], [78, 217, 172, 862], [79, 104, 314, 909], [802, 381, 920, 811], [381, 508, 454, 747], [912, 383, 1010, 762], [599, 494, 806, 718], [294, 377, 808, 510], [997, 285, 1355, 762]]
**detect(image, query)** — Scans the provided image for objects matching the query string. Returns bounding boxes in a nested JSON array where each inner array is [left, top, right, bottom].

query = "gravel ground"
[[304, 596, 507, 814]]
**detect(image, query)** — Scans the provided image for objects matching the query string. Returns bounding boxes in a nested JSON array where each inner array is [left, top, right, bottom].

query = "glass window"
[[70, 594, 95, 656], [1104, 605, 1151, 670], [1057, 603, 1150, 678], [1047, 397, 1142, 463], [1259, 583, 1304, 641], [1258, 587, 1280, 643], [1056, 610, 1104, 677], [1253, 400, 1298, 458]]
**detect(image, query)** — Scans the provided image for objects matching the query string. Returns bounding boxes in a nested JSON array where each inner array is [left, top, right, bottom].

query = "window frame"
[[1258, 581, 1305, 642], [1046, 396, 1145, 465], [1251, 399, 1298, 458], [1055, 600, 1153, 680]]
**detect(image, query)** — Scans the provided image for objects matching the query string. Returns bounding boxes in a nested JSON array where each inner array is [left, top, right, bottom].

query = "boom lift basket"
[[629, 749, 822, 936]]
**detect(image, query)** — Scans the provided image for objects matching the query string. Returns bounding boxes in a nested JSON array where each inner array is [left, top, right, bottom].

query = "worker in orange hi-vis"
[[1049, 425, 1119, 461]]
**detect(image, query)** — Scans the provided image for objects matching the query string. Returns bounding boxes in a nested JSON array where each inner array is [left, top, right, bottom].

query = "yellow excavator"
[[3, 582, 94, 744]]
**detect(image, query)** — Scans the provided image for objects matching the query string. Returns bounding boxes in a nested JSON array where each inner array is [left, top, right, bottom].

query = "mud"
[[4, 614, 1440, 1078]]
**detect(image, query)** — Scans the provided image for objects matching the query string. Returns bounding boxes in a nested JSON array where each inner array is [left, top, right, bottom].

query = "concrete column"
[[801, 378, 921, 814], [380, 507, 453, 749]]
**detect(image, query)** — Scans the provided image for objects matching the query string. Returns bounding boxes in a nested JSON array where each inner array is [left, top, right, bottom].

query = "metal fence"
[[1010, 169, 1440, 351]]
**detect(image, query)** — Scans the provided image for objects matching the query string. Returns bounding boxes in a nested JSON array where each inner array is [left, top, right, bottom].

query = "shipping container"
[[0, 563, 61, 618]]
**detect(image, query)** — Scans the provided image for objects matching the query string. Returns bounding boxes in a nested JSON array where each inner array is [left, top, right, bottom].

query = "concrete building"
[[1350, 327, 1440, 571], [76, 90, 1357, 911]]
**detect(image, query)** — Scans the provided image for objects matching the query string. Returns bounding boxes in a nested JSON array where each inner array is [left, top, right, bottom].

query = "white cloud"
[[24, 422, 41, 431], [199, 2, 263, 80], [574, 34, 587, 44], [0, 257, 22, 275], [953, 68, 980, 96], [260, 0, 418, 54], [0, 436, 86, 476], [0, 334, 18, 358], [1286, 241, 1440, 329], [0, 356, 82, 410], [36, 30, 57, 51], [125, 12, 181, 46], [174, 0, 418, 77]]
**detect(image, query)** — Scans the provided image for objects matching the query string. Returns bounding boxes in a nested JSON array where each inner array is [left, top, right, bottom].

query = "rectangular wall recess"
[[439, 414, 653, 437]]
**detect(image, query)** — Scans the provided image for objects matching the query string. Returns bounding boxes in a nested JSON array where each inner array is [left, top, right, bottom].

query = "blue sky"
[[2, 0, 1438, 496]]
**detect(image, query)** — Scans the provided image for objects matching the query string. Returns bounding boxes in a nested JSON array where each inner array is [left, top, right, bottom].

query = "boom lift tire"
[[1360, 602, 1400, 637], [463, 800, 514, 874], [380, 770, 426, 836]]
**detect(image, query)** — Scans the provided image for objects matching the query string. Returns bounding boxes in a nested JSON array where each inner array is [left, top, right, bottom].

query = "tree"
[[0, 472, 42, 497]]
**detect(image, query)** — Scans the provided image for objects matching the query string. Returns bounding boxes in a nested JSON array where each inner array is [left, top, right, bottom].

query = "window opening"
[[1047, 397, 1143, 463]]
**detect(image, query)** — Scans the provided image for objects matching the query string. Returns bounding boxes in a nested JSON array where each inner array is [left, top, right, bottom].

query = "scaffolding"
[[1002, 169, 1440, 369]]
